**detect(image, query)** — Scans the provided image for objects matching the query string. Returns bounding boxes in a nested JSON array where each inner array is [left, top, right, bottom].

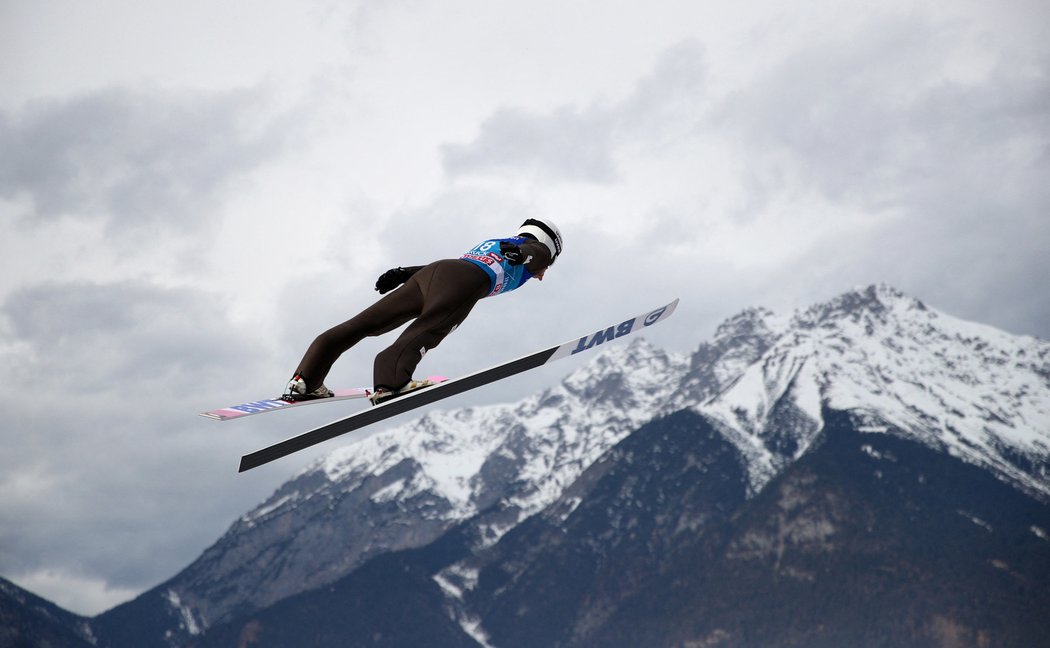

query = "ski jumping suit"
[[293, 237, 553, 392]]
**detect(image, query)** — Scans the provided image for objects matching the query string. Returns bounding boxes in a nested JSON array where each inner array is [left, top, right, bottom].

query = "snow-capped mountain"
[[693, 284, 1050, 498], [87, 284, 1050, 647]]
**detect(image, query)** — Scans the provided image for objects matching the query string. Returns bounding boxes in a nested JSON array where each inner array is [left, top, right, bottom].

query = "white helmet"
[[517, 218, 563, 264]]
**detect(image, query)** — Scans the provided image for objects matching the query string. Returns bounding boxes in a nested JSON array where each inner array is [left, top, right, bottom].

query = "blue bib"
[[461, 237, 535, 297]]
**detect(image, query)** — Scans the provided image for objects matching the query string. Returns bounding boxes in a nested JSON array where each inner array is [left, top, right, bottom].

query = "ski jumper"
[[293, 238, 552, 392]]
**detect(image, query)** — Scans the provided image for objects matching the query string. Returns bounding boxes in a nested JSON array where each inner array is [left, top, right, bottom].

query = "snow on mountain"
[[666, 306, 791, 409], [311, 336, 691, 539], [696, 284, 1050, 498]]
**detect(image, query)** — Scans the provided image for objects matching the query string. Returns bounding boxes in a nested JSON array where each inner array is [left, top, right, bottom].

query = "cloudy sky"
[[2, 0, 1048, 616]]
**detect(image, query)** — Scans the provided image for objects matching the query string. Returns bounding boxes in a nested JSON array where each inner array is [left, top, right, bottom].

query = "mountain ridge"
[[6, 284, 1049, 647], [696, 284, 1050, 498]]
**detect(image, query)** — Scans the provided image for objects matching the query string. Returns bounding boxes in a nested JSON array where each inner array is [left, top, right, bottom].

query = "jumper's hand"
[[500, 241, 531, 266], [375, 267, 414, 294]]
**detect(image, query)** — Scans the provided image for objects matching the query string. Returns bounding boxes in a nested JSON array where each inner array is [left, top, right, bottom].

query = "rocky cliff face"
[[0, 578, 96, 648]]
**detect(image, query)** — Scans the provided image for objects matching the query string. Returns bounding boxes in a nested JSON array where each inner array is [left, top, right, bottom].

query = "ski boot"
[[368, 378, 439, 406], [281, 373, 334, 402]]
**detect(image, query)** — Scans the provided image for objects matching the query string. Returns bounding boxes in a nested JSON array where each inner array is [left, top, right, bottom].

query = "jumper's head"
[[517, 217, 563, 264]]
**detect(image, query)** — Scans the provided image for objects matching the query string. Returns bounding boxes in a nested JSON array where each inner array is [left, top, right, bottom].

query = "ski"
[[238, 298, 679, 472], [200, 389, 369, 421], [199, 377, 448, 421]]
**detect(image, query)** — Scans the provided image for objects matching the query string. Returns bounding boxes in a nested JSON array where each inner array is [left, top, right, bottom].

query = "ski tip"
[[644, 298, 679, 325]]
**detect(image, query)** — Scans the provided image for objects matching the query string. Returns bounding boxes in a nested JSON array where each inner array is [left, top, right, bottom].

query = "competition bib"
[[461, 238, 533, 297]]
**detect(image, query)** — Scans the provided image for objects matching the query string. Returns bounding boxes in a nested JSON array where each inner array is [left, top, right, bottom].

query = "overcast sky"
[[2, 0, 1048, 616]]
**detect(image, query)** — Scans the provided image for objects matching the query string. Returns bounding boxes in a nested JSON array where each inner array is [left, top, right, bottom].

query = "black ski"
[[238, 298, 678, 472]]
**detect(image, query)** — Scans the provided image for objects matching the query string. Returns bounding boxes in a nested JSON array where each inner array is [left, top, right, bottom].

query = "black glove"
[[375, 266, 419, 294], [500, 241, 532, 266]]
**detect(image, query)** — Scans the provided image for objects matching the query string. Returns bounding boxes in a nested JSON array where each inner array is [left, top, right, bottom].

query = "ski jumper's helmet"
[[517, 218, 563, 264]]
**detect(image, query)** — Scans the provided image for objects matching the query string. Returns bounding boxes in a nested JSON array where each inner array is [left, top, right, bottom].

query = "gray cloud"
[[3, 280, 259, 393], [0, 279, 277, 599], [441, 19, 1050, 343], [713, 16, 1050, 215], [0, 86, 290, 234], [441, 40, 707, 183], [443, 105, 620, 183], [709, 15, 1050, 338]]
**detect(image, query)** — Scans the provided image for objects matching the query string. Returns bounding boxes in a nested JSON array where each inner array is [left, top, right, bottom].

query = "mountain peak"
[[795, 284, 927, 330], [713, 306, 787, 341], [698, 285, 1050, 499]]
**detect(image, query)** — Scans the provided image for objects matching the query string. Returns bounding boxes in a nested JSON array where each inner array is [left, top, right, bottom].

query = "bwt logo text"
[[569, 306, 668, 355], [570, 319, 634, 355]]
